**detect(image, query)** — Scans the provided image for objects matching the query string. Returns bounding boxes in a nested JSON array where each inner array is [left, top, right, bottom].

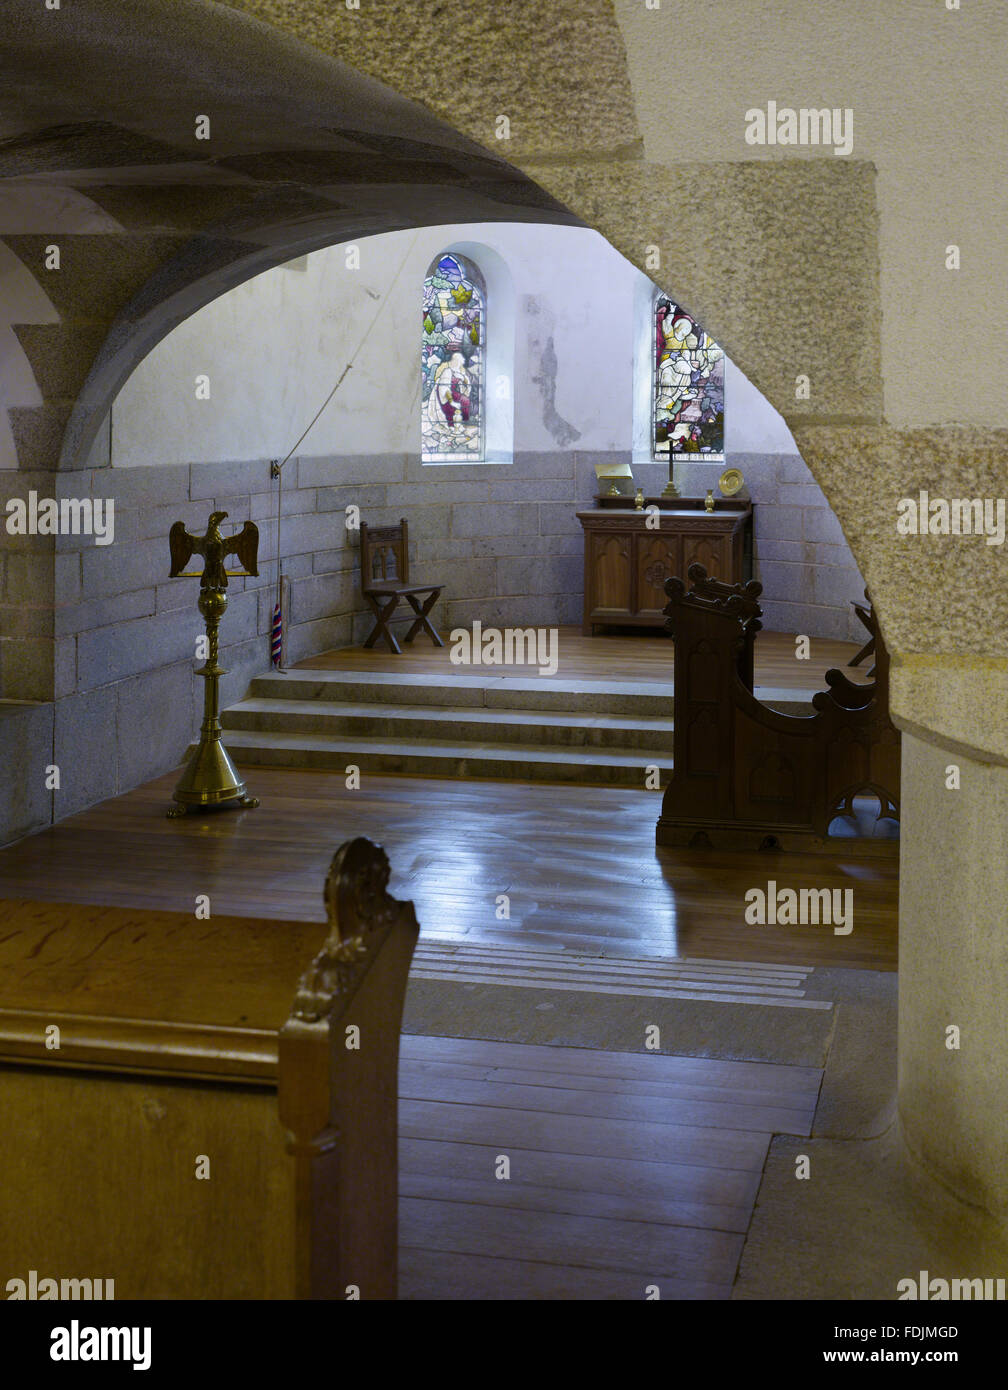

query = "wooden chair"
[[359, 517, 443, 653]]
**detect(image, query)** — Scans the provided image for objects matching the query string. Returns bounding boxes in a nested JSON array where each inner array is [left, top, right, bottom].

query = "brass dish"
[[718, 467, 744, 496]]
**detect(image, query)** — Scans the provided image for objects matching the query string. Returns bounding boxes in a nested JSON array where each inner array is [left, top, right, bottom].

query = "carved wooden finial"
[[291, 838, 406, 1022]]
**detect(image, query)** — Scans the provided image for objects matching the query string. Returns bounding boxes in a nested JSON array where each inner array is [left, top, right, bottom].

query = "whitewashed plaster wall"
[[109, 221, 799, 465], [108, 220, 862, 639]]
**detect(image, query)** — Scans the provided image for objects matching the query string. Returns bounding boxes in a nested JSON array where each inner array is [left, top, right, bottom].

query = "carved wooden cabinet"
[[577, 499, 753, 634]]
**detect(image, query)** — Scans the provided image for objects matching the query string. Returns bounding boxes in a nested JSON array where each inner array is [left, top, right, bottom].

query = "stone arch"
[[2, 0, 1008, 1235]]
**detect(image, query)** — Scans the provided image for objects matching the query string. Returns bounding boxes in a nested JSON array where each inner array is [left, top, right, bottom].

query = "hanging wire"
[[270, 231, 422, 623]]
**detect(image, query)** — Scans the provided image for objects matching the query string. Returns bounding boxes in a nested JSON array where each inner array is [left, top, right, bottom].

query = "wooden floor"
[[0, 767, 898, 970], [398, 1033, 822, 1299], [0, 624, 892, 1299], [301, 625, 865, 695]]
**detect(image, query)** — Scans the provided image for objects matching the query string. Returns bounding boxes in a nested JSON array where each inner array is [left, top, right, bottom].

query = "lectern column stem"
[[167, 587, 259, 818]]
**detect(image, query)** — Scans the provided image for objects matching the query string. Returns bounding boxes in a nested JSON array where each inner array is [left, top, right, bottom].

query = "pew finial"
[[291, 838, 416, 1022]]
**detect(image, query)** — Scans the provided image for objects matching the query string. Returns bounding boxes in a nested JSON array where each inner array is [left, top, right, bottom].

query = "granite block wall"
[[0, 439, 862, 844]]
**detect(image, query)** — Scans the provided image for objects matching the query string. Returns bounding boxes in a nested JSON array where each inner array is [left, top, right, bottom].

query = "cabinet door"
[[682, 531, 731, 582], [587, 530, 633, 618], [634, 531, 681, 617]]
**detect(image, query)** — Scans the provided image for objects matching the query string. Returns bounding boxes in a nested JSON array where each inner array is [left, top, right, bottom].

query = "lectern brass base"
[[167, 737, 259, 818]]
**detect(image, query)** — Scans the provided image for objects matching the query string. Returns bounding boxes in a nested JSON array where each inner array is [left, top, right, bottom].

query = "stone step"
[[246, 667, 676, 716], [222, 697, 676, 752], [246, 667, 813, 717], [214, 728, 671, 786]]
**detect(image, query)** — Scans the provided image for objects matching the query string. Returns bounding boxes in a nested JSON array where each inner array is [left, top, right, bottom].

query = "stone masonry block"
[[249, 487, 318, 520], [135, 500, 211, 543], [779, 481, 829, 508], [51, 503, 139, 552], [385, 481, 489, 506], [288, 571, 358, 625], [803, 508, 849, 545], [755, 559, 815, 603], [497, 555, 581, 596], [451, 502, 539, 540], [312, 546, 355, 574], [538, 502, 586, 537], [506, 452, 577, 483], [314, 483, 388, 513], [81, 541, 160, 600], [53, 684, 118, 818], [298, 454, 407, 488], [404, 458, 501, 487], [413, 538, 475, 563], [218, 637, 270, 710], [1, 600, 56, 640], [446, 594, 573, 629], [753, 539, 811, 565], [438, 557, 497, 598], [115, 661, 194, 790], [272, 510, 343, 556], [776, 455, 817, 484], [54, 636, 77, 698], [471, 533, 583, 559], [0, 701, 54, 845], [386, 505, 452, 544], [77, 606, 200, 689], [284, 613, 353, 665], [488, 477, 573, 504], [89, 464, 190, 507], [54, 552, 82, 605], [754, 505, 805, 543], [0, 635, 53, 701], [812, 564, 865, 610], [57, 586, 157, 637], [759, 599, 854, 642], [190, 459, 273, 499], [204, 495, 252, 526], [4, 552, 54, 604]]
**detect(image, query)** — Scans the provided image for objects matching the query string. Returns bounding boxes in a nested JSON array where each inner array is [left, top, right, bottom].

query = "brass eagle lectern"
[[166, 510, 260, 818]]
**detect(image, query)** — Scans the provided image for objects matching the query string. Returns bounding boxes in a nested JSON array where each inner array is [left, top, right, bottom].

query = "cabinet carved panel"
[[683, 533, 728, 579], [578, 502, 752, 634], [588, 533, 633, 616], [635, 533, 681, 616]]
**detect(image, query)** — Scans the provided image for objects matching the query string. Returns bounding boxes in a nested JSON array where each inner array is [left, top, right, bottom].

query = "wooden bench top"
[[0, 899, 328, 1083]]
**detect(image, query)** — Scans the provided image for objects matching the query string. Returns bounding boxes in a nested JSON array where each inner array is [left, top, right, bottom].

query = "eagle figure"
[[169, 510, 259, 592]]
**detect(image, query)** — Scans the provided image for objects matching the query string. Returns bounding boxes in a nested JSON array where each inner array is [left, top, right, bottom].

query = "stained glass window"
[[421, 253, 485, 461], [653, 294, 725, 459]]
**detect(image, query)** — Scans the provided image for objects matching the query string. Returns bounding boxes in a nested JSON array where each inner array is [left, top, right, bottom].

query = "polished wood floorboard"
[[300, 626, 864, 694], [0, 768, 898, 969], [398, 1033, 821, 1299]]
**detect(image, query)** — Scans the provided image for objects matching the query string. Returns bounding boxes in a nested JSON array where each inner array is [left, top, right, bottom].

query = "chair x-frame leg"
[[363, 589, 443, 653]]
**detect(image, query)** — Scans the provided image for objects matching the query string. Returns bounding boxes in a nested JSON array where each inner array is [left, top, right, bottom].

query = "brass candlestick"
[[166, 510, 261, 818], [661, 459, 680, 497]]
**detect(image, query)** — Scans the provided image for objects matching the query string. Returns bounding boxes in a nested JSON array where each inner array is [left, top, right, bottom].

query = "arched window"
[[422, 252, 486, 461], [653, 293, 725, 460]]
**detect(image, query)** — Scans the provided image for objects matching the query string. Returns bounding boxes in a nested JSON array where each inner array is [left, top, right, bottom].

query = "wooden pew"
[[657, 565, 901, 854], [0, 837, 418, 1299]]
